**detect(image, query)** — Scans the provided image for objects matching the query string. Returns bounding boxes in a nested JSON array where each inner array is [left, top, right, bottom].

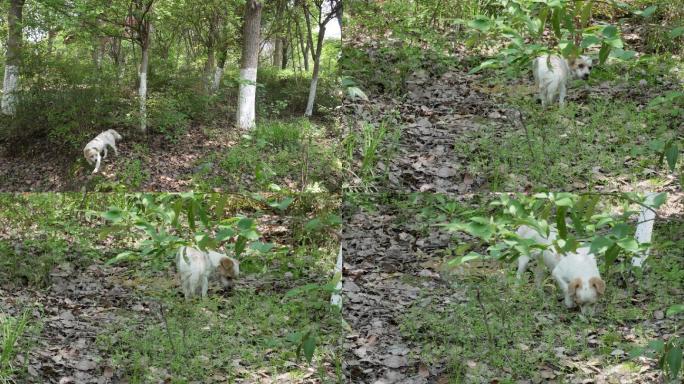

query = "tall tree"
[[2, 0, 25, 116], [302, 0, 341, 116], [236, 0, 262, 130], [126, 0, 155, 132]]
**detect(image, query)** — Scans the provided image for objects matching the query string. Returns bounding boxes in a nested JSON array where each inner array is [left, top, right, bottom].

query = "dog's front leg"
[[516, 255, 531, 280], [103, 147, 108, 159], [111, 143, 119, 156], [200, 275, 209, 299], [558, 82, 567, 107], [92, 155, 101, 173], [551, 268, 574, 308]]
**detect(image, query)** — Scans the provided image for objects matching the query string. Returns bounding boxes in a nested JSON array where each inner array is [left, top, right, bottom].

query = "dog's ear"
[[220, 258, 238, 278], [590, 277, 605, 295], [568, 278, 582, 296]]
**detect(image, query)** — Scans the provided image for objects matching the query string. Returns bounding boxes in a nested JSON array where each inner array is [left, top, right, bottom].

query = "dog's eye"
[[578, 64, 584, 68]]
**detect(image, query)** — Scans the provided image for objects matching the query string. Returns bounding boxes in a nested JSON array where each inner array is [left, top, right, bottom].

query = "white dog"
[[516, 225, 605, 314], [533, 55, 593, 107], [83, 129, 122, 174], [176, 246, 240, 300]]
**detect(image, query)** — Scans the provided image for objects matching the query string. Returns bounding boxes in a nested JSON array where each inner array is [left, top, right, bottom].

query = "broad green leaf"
[[648, 339, 665, 352], [666, 347, 682, 379], [604, 243, 620, 265], [102, 208, 124, 222], [581, 35, 601, 48], [234, 236, 248, 257], [215, 227, 236, 242], [666, 304, 684, 316], [302, 332, 316, 364], [468, 16, 492, 32], [249, 241, 275, 253], [590, 236, 614, 254], [556, 206, 568, 239], [599, 42, 611, 64], [106, 251, 138, 265], [617, 237, 639, 252], [448, 252, 483, 265], [649, 193, 668, 209], [664, 142, 679, 172], [552, 9, 562, 38], [602, 25, 618, 38], [634, 5, 657, 18], [468, 59, 499, 74], [669, 27, 684, 39]]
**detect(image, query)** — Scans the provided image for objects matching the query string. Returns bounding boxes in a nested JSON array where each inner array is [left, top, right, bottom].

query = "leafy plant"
[[631, 304, 684, 382], [100, 194, 266, 269], [464, 0, 652, 74], [442, 192, 667, 268], [0, 310, 30, 384]]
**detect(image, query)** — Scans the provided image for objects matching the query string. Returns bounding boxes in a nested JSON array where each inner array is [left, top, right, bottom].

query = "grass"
[[0, 193, 343, 382], [0, 310, 30, 384], [394, 198, 684, 382], [217, 118, 343, 193]]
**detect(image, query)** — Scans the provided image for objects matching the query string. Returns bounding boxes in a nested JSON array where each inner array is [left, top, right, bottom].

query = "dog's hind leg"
[[103, 147, 108, 159], [516, 255, 531, 280], [558, 82, 567, 107], [111, 143, 118, 156]]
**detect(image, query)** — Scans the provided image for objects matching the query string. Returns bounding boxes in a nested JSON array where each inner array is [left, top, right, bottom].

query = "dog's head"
[[570, 55, 593, 81], [83, 147, 99, 164], [217, 257, 240, 288], [568, 276, 605, 314]]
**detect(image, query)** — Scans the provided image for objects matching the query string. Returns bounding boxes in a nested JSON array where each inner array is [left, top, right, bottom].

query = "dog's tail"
[[110, 129, 123, 141]]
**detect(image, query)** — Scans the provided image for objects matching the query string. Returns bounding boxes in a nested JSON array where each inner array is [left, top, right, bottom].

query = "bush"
[[1, 83, 130, 155]]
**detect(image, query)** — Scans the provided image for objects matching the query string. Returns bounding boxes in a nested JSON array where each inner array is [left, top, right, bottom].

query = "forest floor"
[[342, 31, 683, 194], [341, 193, 684, 383], [0, 116, 344, 194], [0, 194, 343, 383]]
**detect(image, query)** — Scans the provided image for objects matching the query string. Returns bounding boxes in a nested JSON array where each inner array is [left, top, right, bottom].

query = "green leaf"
[[602, 25, 618, 38], [649, 192, 668, 209], [669, 27, 684, 39], [590, 236, 613, 254], [215, 227, 236, 242], [666, 304, 684, 316], [616, 237, 639, 252], [634, 5, 657, 18], [187, 201, 196, 231], [599, 42, 611, 64], [552, 9, 562, 38], [604, 243, 620, 265], [234, 236, 248, 257], [468, 16, 492, 32], [581, 35, 601, 48], [468, 59, 499, 74], [649, 339, 665, 353], [664, 142, 679, 172], [106, 251, 138, 265], [556, 206, 568, 239], [448, 252, 483, 265], [268, 196, 294, 212], [302, 332, 316, 364], [667, 347, 682, 379], [249, 241, 275, 253], [102, 208, 124, 222]]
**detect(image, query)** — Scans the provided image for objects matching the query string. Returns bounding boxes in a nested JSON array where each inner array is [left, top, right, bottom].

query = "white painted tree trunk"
[[211, 66, 223, 92], [236, 1, 262, 130], [237, 68, 257, 129], [2, 65, 20, 115], [2, 0, 24, 116], [633, 192, 657, 267], [304, 75, 318, 116], [139, 71, 147, 132], [330, 244, 343, 309]]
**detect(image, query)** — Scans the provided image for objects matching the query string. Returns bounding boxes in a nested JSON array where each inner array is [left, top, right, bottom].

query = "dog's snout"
[[582, 74, 589, 80]]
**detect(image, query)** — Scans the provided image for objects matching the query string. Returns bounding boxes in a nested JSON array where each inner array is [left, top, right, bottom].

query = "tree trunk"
[[294, 18, 308, 71], [212, 48, 228, 92], [47, 29, 57, 55], [2, 0, 25, 116], [273, 37, 283, 68], [139, 41, 150, 132], [203, 47, 215, 93], [236, 0, 262, 130], [281, 38, 289, 69], [305, 24, 325, 116]]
